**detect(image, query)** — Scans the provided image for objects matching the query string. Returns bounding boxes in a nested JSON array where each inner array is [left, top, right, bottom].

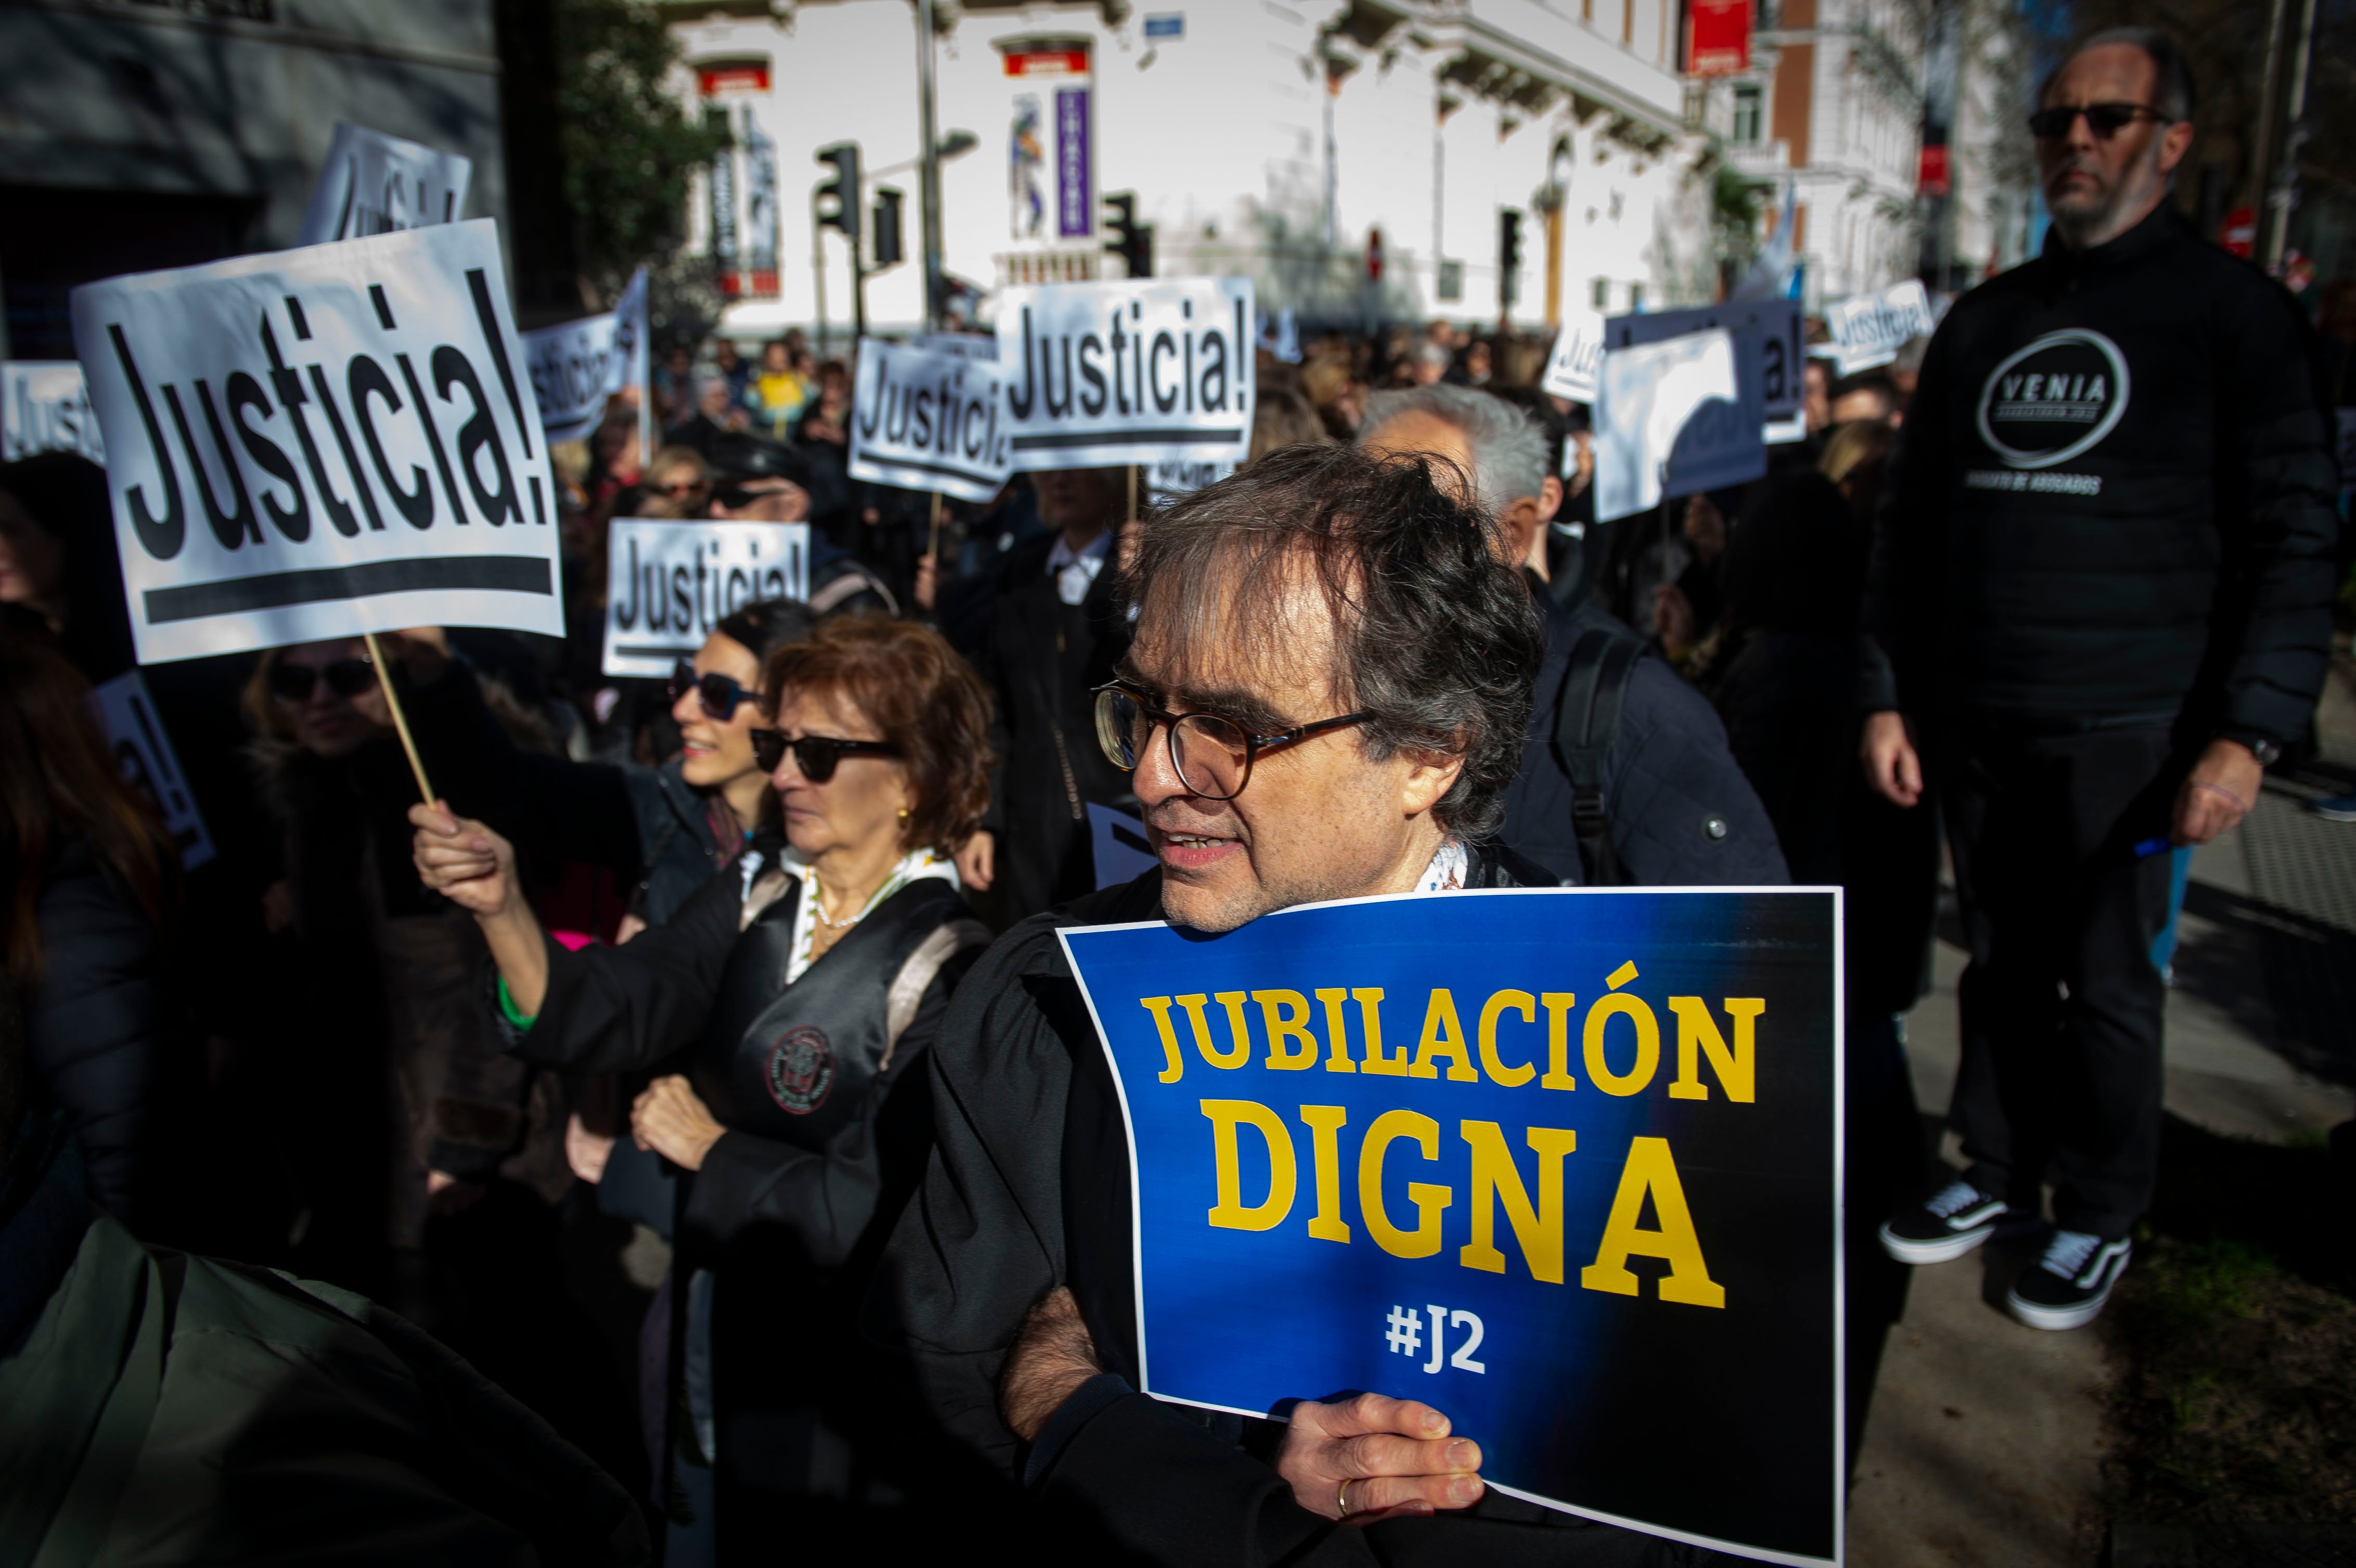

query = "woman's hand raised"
[[409, 800, 518, 918]]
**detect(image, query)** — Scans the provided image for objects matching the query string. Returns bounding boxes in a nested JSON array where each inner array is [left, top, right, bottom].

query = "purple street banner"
[[994, 278, 1256, 470], [70, 220, 562, 664], [1059, 886, 1843, 1567], [1055, 85, 1093, 239]]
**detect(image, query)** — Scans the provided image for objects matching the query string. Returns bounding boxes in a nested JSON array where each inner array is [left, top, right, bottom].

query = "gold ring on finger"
[[1337, 1479, 1354, 1516]]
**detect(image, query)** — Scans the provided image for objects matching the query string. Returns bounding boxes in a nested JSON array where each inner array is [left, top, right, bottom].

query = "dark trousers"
[[1939, 723, 2177, 1239]]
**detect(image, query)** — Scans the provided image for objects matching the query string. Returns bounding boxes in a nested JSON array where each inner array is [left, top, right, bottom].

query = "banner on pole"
[[847, 338, 1015, 503], [1058, 886, 1841, 1567], [1539, 310, 1607, 404], [2, 361, 106, 463], [71, 220, 563, 664], [994, 279, 1254, 470], [522, 267, 649, 447], [1824, 280, 1937, 374], [602, 519, 811, 679], [1143, 456, 1236, 509], [908, 332, 1000, 362], [88, 670, 214, 870], [1604, 301, 1804, 425], [1593, 328, 1765, 521], [298, 123, 472, 246]]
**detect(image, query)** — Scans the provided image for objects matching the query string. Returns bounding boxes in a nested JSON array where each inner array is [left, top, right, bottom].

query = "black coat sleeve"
[[25, 840, 198, 1233], [1605, 659, 1789, 888], [679, 940, 979, 1269], [500, 868, 742, 1074], [864, 920, 1079, 1479]]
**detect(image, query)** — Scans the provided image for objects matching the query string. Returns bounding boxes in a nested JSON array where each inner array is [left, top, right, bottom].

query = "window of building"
[[1732, 83, 1763, 145], [1592, 277, 1611, 310]]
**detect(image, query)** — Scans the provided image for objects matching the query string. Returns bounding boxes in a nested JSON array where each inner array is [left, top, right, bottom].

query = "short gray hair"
[[1359, 383, 1548, 520]]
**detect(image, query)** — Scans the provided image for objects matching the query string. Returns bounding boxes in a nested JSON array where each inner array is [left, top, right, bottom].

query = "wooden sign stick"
[[363, 631, 436, 803]]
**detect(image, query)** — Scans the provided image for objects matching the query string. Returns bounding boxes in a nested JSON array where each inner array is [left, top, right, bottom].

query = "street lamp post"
[[917, 0, 944, 330]]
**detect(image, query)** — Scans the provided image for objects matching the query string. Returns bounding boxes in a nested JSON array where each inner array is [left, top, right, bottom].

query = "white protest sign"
[[1540, 309, 1606, 403], [3, 362, 107, 463], [847, 338, 1014, 503], [1593, 328, 1765, 521], [1825, 279, 1936, 373], [71, 220, 563, 664], [299, 123, 473, 246], [1604, 299, 1804, 423], [908, 332, 999, 362], [603, 519, 810, 679], [1143, 455, 1235, 509], [995, 278, 1254, 470], [522, 267, 647, 446], [88, 670, 214, 870]]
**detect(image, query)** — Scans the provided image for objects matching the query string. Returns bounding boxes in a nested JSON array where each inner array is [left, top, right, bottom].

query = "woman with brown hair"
[[0, 615, 195, 1237], [410, 615, 994, 1559]]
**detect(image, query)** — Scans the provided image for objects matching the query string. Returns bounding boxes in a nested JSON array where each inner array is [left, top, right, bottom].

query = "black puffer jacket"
[[22, 837, 199, 1238], [1861, 205, 2340, 746]]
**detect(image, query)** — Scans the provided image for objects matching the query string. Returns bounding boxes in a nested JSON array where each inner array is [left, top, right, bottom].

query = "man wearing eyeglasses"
[[868, 446, 1717, 1566], [1860, 28, 2338, 1330]]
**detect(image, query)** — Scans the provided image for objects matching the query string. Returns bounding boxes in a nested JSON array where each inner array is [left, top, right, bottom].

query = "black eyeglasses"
[[2026, 102, 2163, 140], [271, 657, 377, 703], [751, 729, 903, 782], [1092, 683, 1372, 802], [669, 659, 758, 721]]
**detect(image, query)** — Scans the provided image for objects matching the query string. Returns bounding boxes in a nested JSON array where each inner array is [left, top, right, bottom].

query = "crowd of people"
[[2, 24, 2348, 1566]]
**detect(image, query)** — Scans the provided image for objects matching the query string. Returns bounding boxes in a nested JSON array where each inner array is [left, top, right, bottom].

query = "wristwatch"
[[2232, 735, 2284, 767]]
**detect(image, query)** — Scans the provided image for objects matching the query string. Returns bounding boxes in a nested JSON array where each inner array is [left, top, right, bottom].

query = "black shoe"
[[2007, 1229, 2131, 1330], [1878, 1179, 2032, 1264]]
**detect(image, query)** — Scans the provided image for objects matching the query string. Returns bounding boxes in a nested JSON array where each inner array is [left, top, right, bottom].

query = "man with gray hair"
[[1358, 383, 1786, 889], [1862, 27, 2337, 1328], [869, 445, 1724, 1564]]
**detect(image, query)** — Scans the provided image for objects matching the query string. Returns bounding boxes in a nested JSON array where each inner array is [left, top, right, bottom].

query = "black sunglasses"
[[751, 729, 903, 782], [668, 659, 758, 721], [271, 657, 377, 703], [2026, 102, 2162, 140], [1091, 682, 1372, 802]]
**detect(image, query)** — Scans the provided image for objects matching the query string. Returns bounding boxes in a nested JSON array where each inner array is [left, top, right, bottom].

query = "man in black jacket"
[[957, 467, 1136, 923], [1862, 28, 2339, 1329], [1356, 384, 1787, 888], [869, 446, 1725, 1565]]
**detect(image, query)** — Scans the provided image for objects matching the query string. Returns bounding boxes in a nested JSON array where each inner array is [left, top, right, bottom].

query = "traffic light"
[[872, 187, 905, 268], [815, 143, 861, 248], [1103, 191, 1153, 279], [1499, 208, 1523, 309]]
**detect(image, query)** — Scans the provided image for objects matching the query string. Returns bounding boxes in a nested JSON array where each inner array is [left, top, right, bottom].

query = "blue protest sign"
[[1058, 886, 1841, 1567]]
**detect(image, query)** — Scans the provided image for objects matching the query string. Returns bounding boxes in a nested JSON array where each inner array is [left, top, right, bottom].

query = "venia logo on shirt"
[[1974, 328, 2131, 470]]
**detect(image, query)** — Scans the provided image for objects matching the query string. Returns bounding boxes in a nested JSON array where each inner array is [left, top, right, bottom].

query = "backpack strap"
[[1552, 627, 1642, 886]]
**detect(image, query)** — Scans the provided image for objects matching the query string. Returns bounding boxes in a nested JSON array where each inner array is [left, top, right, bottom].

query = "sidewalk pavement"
[[1844, 660, 2356, 1568]]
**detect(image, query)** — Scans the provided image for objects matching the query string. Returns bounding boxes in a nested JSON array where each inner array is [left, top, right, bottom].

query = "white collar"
[[1415, 839, 1469, 894], [1046, 528, 1112, 573]]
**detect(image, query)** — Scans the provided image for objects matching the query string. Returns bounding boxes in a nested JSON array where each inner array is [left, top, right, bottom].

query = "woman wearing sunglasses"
[[410, 615, 994, 1558]]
